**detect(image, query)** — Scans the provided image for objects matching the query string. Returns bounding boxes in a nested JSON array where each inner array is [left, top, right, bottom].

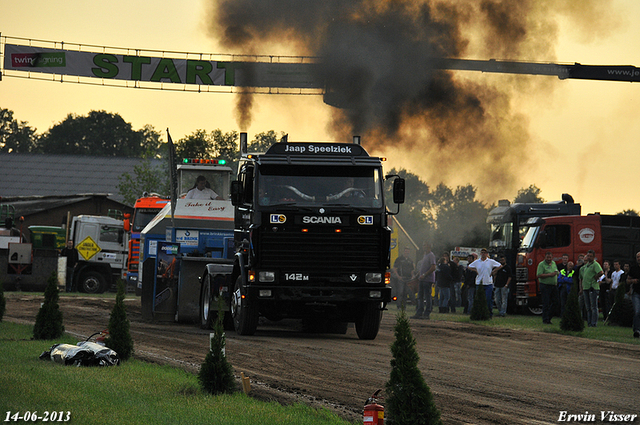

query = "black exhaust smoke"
[[208, 0, 617, 198]]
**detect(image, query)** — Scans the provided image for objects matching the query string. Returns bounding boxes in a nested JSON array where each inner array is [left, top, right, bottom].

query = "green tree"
[[384, 168, 433, 247], [247, 130, 284, 153], [33, 272, 65, 340], [38, 110, 160, 157], [0, 108, 37, 153], [513, 184, 544, 204], [429, 183, 490, 251], [470, 285, 491, 321], [175, 129, 213, 159], [105, 280, 134, 361], [199, 298, 236, 395], [606, 282, 633, 327], [385, 310, 442, 425], [117, 158, 170, 205], [617, 209, 639, 217], [560, 283, 584, 332]]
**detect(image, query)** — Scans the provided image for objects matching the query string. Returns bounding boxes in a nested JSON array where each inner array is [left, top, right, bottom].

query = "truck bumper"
[[246, 285, 392, 304]]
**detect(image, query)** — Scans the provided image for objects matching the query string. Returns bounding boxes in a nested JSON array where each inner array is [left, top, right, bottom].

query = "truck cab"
[[516, 214, 640, 311], [227, 134, 404, 339], [70, 214, 128, 293]]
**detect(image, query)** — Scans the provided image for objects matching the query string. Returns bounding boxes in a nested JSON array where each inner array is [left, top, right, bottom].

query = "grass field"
[[0, 321, 354, 425]]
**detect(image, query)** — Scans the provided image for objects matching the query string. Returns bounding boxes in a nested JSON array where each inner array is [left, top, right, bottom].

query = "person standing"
[[393, 247, 415, 310], [463, 254, 477, 314], [468, 249, 500, 317], [599, 260, 612, 321], [626, 252, 640, 338], [436, 252, 454, 313], [60, 240, 79, 292], [579, 249, 604, 328], [537, 251, 559, 325], [558, 261, 575, 316], [449, 256, 461, 313], [492, 255, 512, 317], [414, 240, 436, 320], [608, 260, 624, 313]]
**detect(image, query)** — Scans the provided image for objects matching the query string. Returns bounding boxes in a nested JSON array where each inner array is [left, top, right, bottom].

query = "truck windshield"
[[257, 165, 383, 208], [489, 223, 513, 249], [520, 226, 540, 251], [132, 209, 161, 232]]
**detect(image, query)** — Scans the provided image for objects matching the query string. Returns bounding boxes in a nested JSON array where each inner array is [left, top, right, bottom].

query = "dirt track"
[[5, 293, 640, 424]]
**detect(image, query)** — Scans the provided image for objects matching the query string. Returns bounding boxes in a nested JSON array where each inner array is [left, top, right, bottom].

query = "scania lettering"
[[302, 216, 342, 224], [199, 133, 405, 340]]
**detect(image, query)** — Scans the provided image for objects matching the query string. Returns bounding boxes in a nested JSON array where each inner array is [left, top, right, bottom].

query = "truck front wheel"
[[356, 302, 382, 340], [80, 271, 106, 294], [200, 274, 214, 329], [231, 276, 259, 335]]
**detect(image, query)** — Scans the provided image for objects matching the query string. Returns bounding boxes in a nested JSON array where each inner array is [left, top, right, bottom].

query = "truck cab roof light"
[[182, 158, 227, 165]]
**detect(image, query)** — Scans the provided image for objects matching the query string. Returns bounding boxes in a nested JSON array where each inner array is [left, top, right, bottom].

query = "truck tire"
[[231, 276, 259, 335], [80, 271, 106, 294], [356, 302, 382, 340], [200, 274, 214, 329]]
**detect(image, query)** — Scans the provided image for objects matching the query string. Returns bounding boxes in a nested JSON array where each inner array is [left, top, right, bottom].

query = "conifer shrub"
[[470, 284, 491, 321], [33, 271, 65, 340], [105, 280, 134, 361], [607, 283, 633, 327], [0, 280, 6, 322], [560, 283, 584, 332], [385, 310, 442, 425], [199, 297, 236, 395]]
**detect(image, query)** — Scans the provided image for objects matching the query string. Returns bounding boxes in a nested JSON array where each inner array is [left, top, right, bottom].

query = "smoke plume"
[[208, 0, 616, 200]]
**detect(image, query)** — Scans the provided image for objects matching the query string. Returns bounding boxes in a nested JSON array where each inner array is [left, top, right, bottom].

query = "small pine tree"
[[0, 280, 6, 322], [105, 280, 134, 361], [606, 283, 632, 327], [199, 297, 236, 395], [470, 285, 491, 321], [385, 310, 442, 425], [33, 272, 65, 340], [560, 283, 584, 332]]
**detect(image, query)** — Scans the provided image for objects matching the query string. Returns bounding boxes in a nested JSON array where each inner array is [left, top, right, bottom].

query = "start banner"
[[3, 43, 321, 89]]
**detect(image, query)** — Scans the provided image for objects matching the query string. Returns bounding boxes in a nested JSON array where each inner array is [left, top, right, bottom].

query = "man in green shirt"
[[579, 249, 604, 327], [537, 251, 559, 324]]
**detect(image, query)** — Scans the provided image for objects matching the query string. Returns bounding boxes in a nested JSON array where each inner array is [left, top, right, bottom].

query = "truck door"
[[540, 223, 572, 262]]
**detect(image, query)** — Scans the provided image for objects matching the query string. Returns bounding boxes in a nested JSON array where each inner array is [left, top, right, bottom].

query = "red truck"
[[515, 213, 640, 312]]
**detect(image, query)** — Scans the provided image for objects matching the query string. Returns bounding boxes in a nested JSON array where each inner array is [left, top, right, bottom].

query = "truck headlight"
[[259, 271, 275, 282], [369, 290, 382, 298], [365, 273, 382, 283]]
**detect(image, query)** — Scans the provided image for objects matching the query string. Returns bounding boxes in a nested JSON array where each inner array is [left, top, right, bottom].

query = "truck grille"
[[258, 229, 383, 274], [516, 267, 528, 282]]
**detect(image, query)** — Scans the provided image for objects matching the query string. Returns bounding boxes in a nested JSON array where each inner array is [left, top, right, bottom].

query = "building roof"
[[0, 154, 164, 204]]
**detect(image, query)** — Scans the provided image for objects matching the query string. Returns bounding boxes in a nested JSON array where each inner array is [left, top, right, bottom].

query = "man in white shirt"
[[468, 248, 501, 316], [185, 176, 222, 200], [609, 260, 624, 310]]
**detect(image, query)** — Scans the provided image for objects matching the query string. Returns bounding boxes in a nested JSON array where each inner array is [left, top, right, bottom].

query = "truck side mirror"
[[393, 178, 405, 204], [231, 181, 243, 206], [123, 213, 131, 232]]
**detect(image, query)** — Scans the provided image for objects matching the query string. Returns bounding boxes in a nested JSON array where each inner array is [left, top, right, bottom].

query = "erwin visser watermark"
[[557, 411, 638, 423]]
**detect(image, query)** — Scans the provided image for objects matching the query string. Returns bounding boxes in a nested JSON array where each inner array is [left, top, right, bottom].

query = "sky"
[[1, 0, 640, 216]]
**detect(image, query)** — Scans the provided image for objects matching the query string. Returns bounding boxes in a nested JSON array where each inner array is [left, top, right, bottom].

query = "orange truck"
[[123, 194, 169, 294]]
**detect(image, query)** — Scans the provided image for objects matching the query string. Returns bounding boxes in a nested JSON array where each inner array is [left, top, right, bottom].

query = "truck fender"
[[233, 251, 247, 286]]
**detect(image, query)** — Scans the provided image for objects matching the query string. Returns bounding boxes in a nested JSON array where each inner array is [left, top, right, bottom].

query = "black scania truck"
[[200, 133, 404, 340]]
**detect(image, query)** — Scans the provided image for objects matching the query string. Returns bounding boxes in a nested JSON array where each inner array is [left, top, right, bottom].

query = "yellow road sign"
[[77, 236, 101, 261]]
